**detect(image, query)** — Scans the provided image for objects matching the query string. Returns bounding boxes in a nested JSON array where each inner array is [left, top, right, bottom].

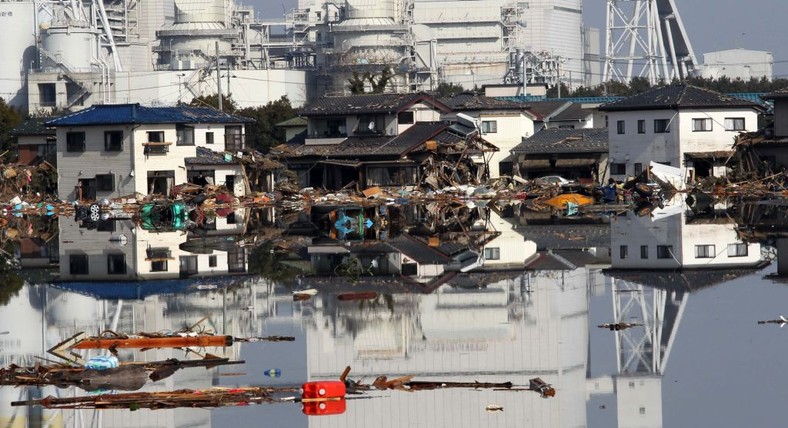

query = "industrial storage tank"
[[156, 0, 236, 70], [0, 1, 37, 109], [332, 0, 408, 67], [345, 0, 396, 19], [42, 25, 100, 72]]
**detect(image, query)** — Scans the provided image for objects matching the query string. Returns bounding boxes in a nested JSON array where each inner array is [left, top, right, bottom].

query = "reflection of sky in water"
[[3, 202, 788, 427]]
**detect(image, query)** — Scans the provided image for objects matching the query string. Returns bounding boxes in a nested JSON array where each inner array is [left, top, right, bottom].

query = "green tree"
[[433, 82, 466, 97], [237, 96, 295, 153], [0, 251, 23, 306], [188, 94, 238, 113], [0, 98, 22, 157], [247, 241, 302, 283]]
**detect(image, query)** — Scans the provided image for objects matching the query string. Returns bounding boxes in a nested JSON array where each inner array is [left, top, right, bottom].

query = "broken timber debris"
[[1, 355, 244, 391], [49, 331, 295, 365]]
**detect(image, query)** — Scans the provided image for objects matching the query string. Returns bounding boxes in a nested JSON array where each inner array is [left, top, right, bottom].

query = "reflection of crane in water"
[[598, 277, 688, 427], [604, 0, 698, 84]]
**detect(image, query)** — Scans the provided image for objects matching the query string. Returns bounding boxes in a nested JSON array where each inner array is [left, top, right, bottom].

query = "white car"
[[535, 175, 572, 186]]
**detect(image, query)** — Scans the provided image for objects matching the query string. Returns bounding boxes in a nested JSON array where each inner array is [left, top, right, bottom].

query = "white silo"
[[42, 25, 101, 72], [331, 0, 408, 70], [0, 1, 37, 109], [156, 0, 237, 70]]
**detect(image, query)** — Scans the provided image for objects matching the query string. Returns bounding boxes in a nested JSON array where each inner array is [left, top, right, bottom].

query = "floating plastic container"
[[85, 355, 119, 370], [263, 368, 282, 378], [302, 399, 346, 416], [301, 381, 346, 399]]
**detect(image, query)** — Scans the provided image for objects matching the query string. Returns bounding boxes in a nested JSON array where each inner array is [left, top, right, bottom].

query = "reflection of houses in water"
[[1, 275, 270, 428], [595, 199, 768, 427], [57, 210, 248, 281], [735, 201, 788, 276], [302, 250, 606, 427], [612, 198, 762, 269]]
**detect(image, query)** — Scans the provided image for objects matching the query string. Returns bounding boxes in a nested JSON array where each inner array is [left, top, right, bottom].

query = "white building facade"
[[600, 85, 762, 181], [50, 104, 250, 201]]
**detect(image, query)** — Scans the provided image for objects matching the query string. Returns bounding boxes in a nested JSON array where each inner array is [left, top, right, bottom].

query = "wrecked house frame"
[[511, 128, 609, 182], [271, 93, 498, 190]]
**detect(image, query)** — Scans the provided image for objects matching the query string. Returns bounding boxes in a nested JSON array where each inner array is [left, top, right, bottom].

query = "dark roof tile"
[[273, 122, 448, 159], [298, 92, 451, 116], [598, 84, 761, 111], [47, 104, 252, 126], [439, 93, 528, 111], [512, 128, 608, 154]]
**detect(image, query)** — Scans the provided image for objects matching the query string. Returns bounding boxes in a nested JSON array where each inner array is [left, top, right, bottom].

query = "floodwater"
[[2, 200, 788, 427]]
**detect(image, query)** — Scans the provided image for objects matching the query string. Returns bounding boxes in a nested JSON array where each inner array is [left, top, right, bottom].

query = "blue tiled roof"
[[46, 104, 253, 126]]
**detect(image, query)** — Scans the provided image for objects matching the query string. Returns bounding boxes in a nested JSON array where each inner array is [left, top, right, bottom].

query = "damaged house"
[[439, 92, 536, 178], [599, 84, 764, 182], [272, 92, 498, 190], [511, 128, 609, 182], [47, 104, 252, 200], [733, 89, 788, 174]]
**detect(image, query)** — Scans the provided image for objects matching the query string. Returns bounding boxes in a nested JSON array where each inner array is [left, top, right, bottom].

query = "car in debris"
[[535, 175, 573, 187]]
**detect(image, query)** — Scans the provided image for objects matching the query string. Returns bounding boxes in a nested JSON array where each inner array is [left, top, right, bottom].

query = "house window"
[[640, 245, 648, 259], [657, 245, 673, 259], [145, 131, 168, 154], [725, 117, 746, 131], [484, 247, 501, 260], [209, 255, 218, 267], [637, 120, 646, 134], [66, 132, 86, 152], [69, 254, 89, 275], [148, 247, 170, 272], [180, 255, 198, 276], [696, 244, 715, 258], [104, 131, 123, 151], [148, 131, 165, 143], [206, 132, 214, 144], [176, 124, 194, 146], [727, 243, 748, 257], [96, 174, 115, 192], [481, 120, 497, 133], [398, 111, 414, 124], [616, 120, 625, 134], [654, 119, 670, 133], [692, 118, 713, 132], [620, 245, 628, 259], [634, 163, 643, 175], [611, 163, 626, 175], [107, 254, 126, 275]]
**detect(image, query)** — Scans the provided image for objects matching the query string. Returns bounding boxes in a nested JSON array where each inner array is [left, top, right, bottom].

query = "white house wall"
[[483, 209, 537, 266], [611, 210, 761, 268], [56, 125, 136, 200], [675, 108, 758, 166], [607, 108, 759, 180], [607, 110, 680, 180]]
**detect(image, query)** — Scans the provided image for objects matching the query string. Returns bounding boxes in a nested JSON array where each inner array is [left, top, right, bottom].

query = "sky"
[[247, 0, 788, 78]]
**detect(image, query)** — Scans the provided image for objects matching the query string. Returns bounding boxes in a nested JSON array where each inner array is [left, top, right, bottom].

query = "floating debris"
[[1, 355, 244, 391], [49, 331, 295, 364], [757, 316, 788, 327], [597, 322, 643, 331]]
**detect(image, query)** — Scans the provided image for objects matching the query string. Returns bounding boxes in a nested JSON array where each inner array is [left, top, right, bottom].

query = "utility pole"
[[216, 41, 223, 112]]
